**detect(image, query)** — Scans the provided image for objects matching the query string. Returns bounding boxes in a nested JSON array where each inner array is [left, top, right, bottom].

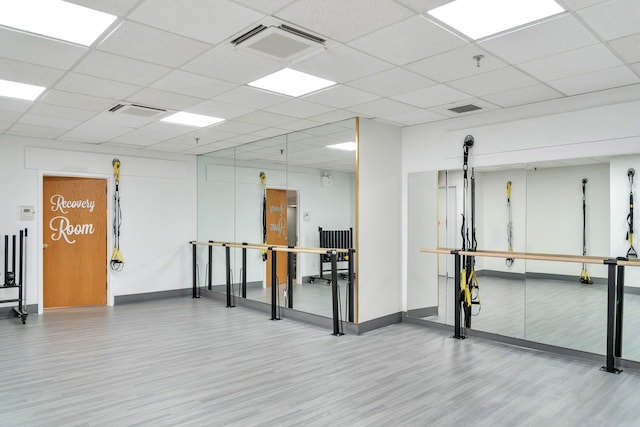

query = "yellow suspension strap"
[[260, 172, 267, 261], [627, 168, 637, 258], [110, 159, 124, 271], [579, 178, 593, 284], [506, 181, 514, 267]]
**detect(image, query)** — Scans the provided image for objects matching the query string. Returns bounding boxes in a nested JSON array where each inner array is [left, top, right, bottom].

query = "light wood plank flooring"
[[1, 298, 640, 426]]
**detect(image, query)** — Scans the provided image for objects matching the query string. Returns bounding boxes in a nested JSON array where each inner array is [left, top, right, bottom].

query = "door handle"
[[43, 243, 48, 249]]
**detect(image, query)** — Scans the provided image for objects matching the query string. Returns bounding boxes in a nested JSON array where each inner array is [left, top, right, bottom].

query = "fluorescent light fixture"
[[248, 68, 336, 97], [161, 112, 225, 128], [0, 0, 117, 46], [327, 142, 357, 151], [427, 0, 564, 40], [0, 78, 45, 101]]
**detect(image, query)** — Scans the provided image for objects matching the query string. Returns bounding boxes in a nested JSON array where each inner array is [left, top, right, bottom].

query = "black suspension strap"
[[110, 159, 124, 271], [580, 178, 593, 284], [627, 168, 637, 258], [506, 181, 514, 267], [260, 171, 267, 261], [460, 135, 479, 329]]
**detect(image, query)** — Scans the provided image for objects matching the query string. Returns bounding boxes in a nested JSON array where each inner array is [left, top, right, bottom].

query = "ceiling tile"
[[448, 67, 540, 97], [0, 58, 65, 87], [0, 121, 11, 132], [303, 86, 379, 109], [561, 0, 610, 9], [7, 123, 68, 139], [232, 0, 297, 14], [213, 120, 264, 134], [276, 0, 413, 43], [430, 98, 498, 118], [578, 0, 640, 41], [481, 84, 564, 108], [60, 117, 137, 143], [40, 90, 115, 112], [0, 28, 87, 70], [349, 16, 467, 65], [151, 70, 237, 99], [28, 103, 99, 121], [347, 98, 416, 117], [182, 43, 282, 84], [406, 45, 507, 83], [609, 34, 640, 64], [393, 0, 451, 13], [189, 99, 254, 120], [54, 73, 140, 100], [293, 45, 393, 84], [381, 108, 448, 126], [479, 14, 598, 64], [548, 65, 640, 95], [391, 84, 470, 108], [630, 62, 640, 75], [264, 99, 334, 118], [0, 110, 23, 122], [0, 97, 36, 113], [128, 88, 203, 110], [130, 0, 264, 44], [518, 44, 623, 81], [74, 51, 172, 86], [307, 109, 356, 123], [66, 0, 140, 16], [98, 21, 212, 67], [110, 122, 200, 146], [214, 86, 289, 110], [347, 68, 436, 97], [235, 110, 295, 126], [17, 113, 84, 130], [277, 118, 323, 132]]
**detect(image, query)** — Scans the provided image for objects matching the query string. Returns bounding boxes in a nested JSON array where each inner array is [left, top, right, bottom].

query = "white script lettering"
[[50, 194, 96, 213], [49, 216, 95, 244]]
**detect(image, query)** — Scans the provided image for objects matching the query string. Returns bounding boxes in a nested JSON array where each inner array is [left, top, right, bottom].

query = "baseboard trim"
[[114, 288, 192, 305], [406, 306, 438, 318]]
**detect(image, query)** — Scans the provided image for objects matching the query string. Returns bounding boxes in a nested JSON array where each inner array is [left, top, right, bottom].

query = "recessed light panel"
[[327, 142, 357, 151], [248, 68, 336, 97], [0, 78, 45, 101], [0, 0, 117, 46], [427, 0, 564, 40], [161, 112, 225, 128]]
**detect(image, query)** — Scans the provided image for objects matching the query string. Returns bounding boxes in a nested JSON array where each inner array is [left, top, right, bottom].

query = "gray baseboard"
[[476, 270, 525, 280], [625, 286, 640, 295], [0, 304, 37, 319], [523, 271, 607, 285], [406, 306, 438, 318], [114, 288, 192, 304]]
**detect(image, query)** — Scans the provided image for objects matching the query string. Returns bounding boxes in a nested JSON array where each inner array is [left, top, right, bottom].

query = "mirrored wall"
[[408, 154, 640, 363], [196, 119, 357, 322]]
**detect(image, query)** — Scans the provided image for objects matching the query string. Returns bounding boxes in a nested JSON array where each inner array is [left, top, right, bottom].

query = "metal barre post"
[[242, 245, 247, 299], [615, 258, 626, 358], [602, 259, 621, 374], [271, 248, 279, 320], [453, 251, 464, 339], [225, 245, 234, 307], [191, 242, 198, 298], [330, 251, 343, 336], [287, 249, 293, 309], [348, 248, 354, 322], [18, 230, 23, 308], [207, 241, 213, 291]]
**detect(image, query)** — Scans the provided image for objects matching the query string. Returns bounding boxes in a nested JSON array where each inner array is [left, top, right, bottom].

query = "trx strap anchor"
[[579, 178, 593, 284], [506, 181, 514, 267], [627, 168, 637, 258], [110, 159, 124, 271], [260, 171, 267, 261]]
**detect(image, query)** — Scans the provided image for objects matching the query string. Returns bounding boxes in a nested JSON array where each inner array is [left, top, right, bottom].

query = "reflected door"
[[265, 188, 287, 285]]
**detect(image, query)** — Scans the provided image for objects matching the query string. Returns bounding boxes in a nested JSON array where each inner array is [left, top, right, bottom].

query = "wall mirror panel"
[[197, 119, 356, 322]]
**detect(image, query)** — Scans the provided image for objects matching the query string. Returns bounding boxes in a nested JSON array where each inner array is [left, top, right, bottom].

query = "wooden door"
[[265, 188, 287, 286], [43, 176, 107, 308]]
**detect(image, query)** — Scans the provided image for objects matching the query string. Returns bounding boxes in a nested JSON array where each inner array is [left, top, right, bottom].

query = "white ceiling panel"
[[381, 108, 448, 126], [276, 0, 413, 43], [17, 114, 84, 130], [264, 99, 334, 118], [54, 73, 140, 100], [561, 0, 610, 9], [578, 0, 640, 41], [0, 98, 36, 113], [480, 14, 598, 64], [307, 109, 356, 124], [349, 16, 467, 65], [431, 98, 499, 118], [130, 0, 264, 44], [235, 110, 295, 127], [189, 100, 254, 120], [0, 28, 87, 70], [211, 120, 263, 135], [347, 98, 416, 117], [348, 68, 436, 97], [214, 86, 289, 110], [391, 84, 470, 108], [548, 65, 640, 95], [406, 45, 507, 83], [0, 110, 23, 122], [481, 84, 564, 108], [66, 0, 140, 16], [518, 44, 623, 82], [608, 34, 640, 64], [293, 45, 393, 84], [277, 118, 323, 132], [7, 123, 68, 139], [183, 43, 282, 85], [0, 121, 11, 132], [151, 70, 237, 99], [98, 21, 212, 67], [303, 86, 379, 109], [231, 0, 297, 14], [74, 51, 172, 86], [394, 0, 450, 13], [39, 90, 115, 112], [27, 104, 97, 122], [448, 67, 540, 97], [128, 88, 204, 111], [60, 119, 137, 143], [0, 58, 65, 87]]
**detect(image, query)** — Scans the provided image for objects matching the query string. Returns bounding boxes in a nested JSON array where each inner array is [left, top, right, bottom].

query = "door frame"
[[38, 171, 113, 313]]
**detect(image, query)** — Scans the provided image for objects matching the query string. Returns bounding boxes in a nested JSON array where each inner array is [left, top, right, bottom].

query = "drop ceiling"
[[0, 0, 638, 172]]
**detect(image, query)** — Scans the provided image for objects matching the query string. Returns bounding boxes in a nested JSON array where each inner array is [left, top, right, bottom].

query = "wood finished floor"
[[2, 298, 640, 426]]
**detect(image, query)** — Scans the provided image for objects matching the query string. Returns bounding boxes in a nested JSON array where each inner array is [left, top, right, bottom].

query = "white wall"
[[358, 119, 402, 322], [0, 135, 197, 311]]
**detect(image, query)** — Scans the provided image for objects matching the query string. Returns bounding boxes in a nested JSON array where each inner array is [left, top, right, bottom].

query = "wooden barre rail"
[[421, 247, 609, 265], [189, 240, 351, 255]]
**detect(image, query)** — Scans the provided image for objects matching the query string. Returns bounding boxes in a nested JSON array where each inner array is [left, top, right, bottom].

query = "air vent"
[[108, 103, 167, 118], [231, 24, 325, 62], [448, 104, 482, 114]]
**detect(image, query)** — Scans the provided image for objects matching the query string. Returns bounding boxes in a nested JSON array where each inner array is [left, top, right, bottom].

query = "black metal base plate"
[[600, 366, 622, 374]]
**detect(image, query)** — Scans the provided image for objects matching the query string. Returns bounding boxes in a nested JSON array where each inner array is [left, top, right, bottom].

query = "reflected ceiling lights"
[[0, 78, 45, 101], [248, 68, 336, 97], [0, 0, 117, 46], [327, 142, 357, 151], [161, 112, 225, 128], [427, 0, 564, 40]]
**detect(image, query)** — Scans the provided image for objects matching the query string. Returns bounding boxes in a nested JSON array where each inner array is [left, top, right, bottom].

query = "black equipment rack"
[[1, 229, 28, 324], [310, 227, 353, 284]]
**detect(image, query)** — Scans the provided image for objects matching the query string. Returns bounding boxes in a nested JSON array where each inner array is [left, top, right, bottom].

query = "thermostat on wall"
[[20, 205, 35, 220]]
